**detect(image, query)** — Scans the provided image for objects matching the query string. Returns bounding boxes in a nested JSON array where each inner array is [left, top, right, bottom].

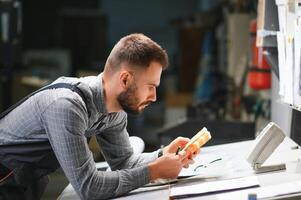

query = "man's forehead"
[[144, 63, 162, 85]]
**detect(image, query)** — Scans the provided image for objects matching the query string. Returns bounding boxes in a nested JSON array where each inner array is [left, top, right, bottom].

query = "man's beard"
[[117, 83, 150, 115]]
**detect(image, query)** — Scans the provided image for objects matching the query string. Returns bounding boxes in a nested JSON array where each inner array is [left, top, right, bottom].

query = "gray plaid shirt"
[[0, 73, 159, 199]]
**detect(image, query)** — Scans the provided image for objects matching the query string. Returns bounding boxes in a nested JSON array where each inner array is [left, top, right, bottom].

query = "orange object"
[[182, 127, 211, 159], [248, 19, 271, 90]]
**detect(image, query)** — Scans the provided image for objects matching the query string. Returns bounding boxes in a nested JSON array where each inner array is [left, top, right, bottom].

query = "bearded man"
[[0, 33, 194, 200]]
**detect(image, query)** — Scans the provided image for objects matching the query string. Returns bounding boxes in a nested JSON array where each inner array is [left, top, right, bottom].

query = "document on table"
[[258, 180, 301, 199], [179, 151, 232, 178], [144, 153, 232, 187], [170, 176, 259, 199], [216, 180, 301, 200]]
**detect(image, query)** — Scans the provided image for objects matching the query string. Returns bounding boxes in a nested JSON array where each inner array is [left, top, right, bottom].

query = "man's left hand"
[[163, 137, 189, 154], [163, 137, 200, 168]]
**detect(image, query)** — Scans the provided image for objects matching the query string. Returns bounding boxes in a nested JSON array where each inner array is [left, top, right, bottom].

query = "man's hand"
[[163, 137, 200, 168], [163, 137, 190, 154], [148, 136, 203, 181], [163, 137, 200, 165], [148, 151, 190, 181]]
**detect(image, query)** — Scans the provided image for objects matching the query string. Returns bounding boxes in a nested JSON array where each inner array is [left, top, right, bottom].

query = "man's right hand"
[[148, 151, 191, 181]]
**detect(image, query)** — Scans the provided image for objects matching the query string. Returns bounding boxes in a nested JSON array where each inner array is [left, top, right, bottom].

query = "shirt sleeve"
[[41, 97, 149, 199], [96, 112, 159, 171]]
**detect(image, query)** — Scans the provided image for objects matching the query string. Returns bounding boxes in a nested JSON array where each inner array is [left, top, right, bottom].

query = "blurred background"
[[0, 0, 298, 199]]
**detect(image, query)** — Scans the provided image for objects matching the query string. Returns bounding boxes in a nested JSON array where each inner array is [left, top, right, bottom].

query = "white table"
[[59, 137, 301, 200]]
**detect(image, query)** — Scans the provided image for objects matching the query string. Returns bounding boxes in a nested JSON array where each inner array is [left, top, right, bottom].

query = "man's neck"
[[102, 74, 122, 113]]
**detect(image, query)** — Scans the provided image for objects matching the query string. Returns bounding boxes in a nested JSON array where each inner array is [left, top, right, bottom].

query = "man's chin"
[[121, 103, 150, 115], [122, 107, 143, 115], [126, 110, 142, 115], [134, 107, 146, 115]]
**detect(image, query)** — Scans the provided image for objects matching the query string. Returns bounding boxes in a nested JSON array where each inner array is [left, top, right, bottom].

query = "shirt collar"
[[95, 73, 108, 114]]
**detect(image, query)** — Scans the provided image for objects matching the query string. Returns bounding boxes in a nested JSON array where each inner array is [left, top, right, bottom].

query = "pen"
[[176, 147, 181, 155]]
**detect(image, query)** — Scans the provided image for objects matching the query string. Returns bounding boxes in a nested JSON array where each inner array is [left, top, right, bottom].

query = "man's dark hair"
[[104, 33, 168, 72]]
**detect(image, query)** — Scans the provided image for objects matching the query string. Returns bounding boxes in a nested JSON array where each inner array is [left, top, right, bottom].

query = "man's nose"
[[149, 88, 157, 102]]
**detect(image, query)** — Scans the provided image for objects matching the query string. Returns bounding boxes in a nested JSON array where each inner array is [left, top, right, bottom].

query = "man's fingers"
[[189, 159, 195, 165], [183, 164, 189, 168], [178, 151, 187, 160], [181, 157, 194, 165], [179, 149, 199, 160], [176, 136, 190, 142], [177, 137, 190, 148], [191, 148, 201, 158]]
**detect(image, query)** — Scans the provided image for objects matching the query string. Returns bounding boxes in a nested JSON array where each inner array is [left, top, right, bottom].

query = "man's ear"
[[119, 70, 133, 89]]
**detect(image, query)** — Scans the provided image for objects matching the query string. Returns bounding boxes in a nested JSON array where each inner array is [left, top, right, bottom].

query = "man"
[[0, 33, 195, 199]]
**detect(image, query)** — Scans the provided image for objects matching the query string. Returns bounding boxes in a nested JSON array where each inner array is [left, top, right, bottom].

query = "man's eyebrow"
[[148, 83, 159, 87]]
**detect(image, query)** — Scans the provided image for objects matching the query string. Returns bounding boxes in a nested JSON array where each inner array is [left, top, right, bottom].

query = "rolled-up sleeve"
[[42, 98, 150, 199]]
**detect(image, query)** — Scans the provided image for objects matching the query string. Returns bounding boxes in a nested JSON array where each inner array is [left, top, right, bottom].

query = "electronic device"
[[246, 122, 286, 173], [182, 127, 211, 158]]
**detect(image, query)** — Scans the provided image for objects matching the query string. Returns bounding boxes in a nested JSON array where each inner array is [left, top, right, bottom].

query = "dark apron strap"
[[0, 82, 88, 120]]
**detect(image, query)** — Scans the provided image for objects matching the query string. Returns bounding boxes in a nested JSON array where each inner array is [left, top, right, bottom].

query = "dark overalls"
[[0, 83, 86, 200]]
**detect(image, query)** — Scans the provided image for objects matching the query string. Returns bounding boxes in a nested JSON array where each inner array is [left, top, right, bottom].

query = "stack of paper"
[[170, 176, 259, 199], [216, 180, 301, 200]]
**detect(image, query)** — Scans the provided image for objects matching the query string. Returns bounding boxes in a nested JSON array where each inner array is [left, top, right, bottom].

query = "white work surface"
[[59, 137, 301, 200]]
